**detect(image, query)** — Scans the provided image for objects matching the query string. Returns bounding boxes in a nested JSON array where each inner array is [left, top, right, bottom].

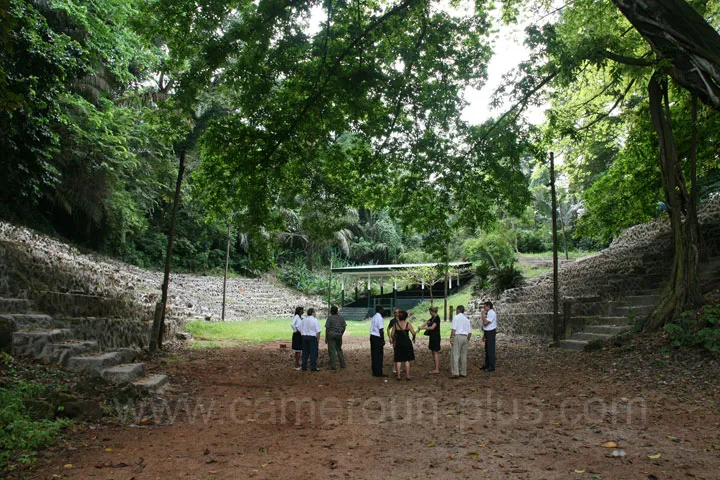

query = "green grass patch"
[[517, 250, 598, 259], [186, 340, 230, 350], [519, 263, 551, 279], [185, 317, 373, 344], [408, 286, 473, 320]]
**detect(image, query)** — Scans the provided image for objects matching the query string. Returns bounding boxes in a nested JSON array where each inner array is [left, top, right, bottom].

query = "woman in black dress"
[[417, 306, 441, 374], [391, 310, 416, 381]]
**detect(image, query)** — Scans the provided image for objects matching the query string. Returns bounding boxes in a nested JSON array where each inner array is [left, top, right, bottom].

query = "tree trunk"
[[643, 74, 703, 332], [150, 145, 187, 351], [612, 0, 720, 112]]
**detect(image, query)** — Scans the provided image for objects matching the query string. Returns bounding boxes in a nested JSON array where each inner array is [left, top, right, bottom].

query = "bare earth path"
[[20, 337, 720, 480]]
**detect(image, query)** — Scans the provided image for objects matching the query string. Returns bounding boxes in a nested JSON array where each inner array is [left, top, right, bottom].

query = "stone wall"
[[0, 222, 325, 348], [468, 195, 720, 336]]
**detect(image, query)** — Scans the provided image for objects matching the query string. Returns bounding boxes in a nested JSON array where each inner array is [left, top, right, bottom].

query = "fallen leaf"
[[64, 464, 73, 469], [648, 453, 662, 459], [426, 442, 435, 447], [601, 441, 618, 448], [574, 469, 586, 474]]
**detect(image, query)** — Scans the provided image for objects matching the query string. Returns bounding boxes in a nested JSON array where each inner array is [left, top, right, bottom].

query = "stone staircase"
[[339, 306, 371, 321], [1, 298, 168, 393], [557, 292, 658, 352], [558, 254, 720, 352]]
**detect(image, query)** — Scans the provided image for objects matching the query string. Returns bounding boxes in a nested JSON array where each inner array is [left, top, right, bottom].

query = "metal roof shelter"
[[331, 262, 472, 277], [329, 262, 473, 320]]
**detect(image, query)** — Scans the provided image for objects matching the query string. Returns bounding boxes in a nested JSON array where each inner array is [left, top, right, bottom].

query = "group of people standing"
[[368, 301, 497, 379], [291, 306, 348, 371], [291, 302, 497, 377]]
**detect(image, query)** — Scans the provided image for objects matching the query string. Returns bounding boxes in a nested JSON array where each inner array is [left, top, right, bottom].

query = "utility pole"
[[328, 258, 333, 313], [222, 223, 231, 321], [550, 151, 560, 343]]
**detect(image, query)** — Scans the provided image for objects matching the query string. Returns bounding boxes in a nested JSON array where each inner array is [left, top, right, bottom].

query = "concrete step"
[[631, 288, 664, 296], [340, 307, 371, 320], [101, 363, 146, 384], [132, 373, 169, 393], [622, 295, 661, 306], [66, 351, 123, 375], [572, 316, 630, 327], [558, 339, 586, 352], [584, 325, 629, 335], [0, 298, 32, 314], [570, 332, 613, 342], [2, 313, 56, 330], [11, 329, 73, 357], [38, 340, 99, 366], [609, 304, 655, 316]]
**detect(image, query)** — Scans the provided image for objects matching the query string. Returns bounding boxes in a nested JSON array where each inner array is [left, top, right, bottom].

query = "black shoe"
[[311, 369, 320, 372], [485, 368, 495, 372], [374, 374, 389, 377], [480, 365, 488, 371]]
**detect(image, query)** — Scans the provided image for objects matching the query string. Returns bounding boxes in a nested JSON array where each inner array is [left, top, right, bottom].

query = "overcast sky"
[[307, 2, 548, 127], [462, 11, 547, 126]]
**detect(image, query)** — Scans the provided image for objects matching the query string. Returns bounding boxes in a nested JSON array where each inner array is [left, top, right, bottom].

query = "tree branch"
[[602, 49, 655, 67], [262, 0, 419, 165], [466, 69, 558, 155], [575, 77, 636, 132]]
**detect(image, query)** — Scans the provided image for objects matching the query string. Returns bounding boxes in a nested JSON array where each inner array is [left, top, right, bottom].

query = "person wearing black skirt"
[[417, 305, 441, 374], [291, 307, 304, 370], [391, 310, 416, 381]]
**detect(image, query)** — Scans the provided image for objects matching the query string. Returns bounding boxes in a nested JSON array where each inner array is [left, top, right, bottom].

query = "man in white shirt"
[[369, 306, 388, 377], [449, 305, 472, 378], [481, 301, 497, 372], [300, 308, 322, 372]]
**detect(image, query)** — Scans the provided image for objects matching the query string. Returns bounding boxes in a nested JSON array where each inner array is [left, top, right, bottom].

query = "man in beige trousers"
[[449, 305, 472, 378]]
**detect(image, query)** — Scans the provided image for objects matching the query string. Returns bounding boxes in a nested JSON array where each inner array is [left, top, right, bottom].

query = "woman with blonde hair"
[[417, 305, 441, 374]]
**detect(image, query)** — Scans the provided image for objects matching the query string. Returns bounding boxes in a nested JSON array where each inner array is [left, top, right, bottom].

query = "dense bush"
[[0, 353, 73, 469], [462, 233, 515, 267], [664, 305, 720, 353], [517, 229, 548, 253], [488, 262, 524, 296], [472, 263, 491, 294], [398, 250, 434, 263], [276, 260, 342, 304]]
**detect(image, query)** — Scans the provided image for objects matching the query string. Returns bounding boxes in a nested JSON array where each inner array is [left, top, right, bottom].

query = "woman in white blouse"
[[291, 307, 304, 370]]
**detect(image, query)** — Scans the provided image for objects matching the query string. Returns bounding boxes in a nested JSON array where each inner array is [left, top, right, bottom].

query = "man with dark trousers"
[[369, 306, 388, 377], [481, 301, 497, 372]]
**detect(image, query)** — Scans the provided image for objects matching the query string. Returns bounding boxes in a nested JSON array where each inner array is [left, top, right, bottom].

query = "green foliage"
[[409, 286, 473, 320], [276, 258, 340, 304], [664, 305, 720, 353], [0, 353, 73, 469], [0, 0, 161, 234], [398, 250, 435, 264], [462, 233, 515, 268], [487, 262, 524, 296], [517, 229, 548, 253]]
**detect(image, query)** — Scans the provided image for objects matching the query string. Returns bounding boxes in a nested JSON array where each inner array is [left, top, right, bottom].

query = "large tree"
[[609, 0, 720, 329], [498, 0, 720, 330]]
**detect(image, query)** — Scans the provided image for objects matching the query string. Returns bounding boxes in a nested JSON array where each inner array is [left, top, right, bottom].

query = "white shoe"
[[294, 367, 301, 370]]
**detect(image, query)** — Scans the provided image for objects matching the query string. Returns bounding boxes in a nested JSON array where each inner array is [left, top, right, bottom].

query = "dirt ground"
[[16, 335, 720, 480]]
